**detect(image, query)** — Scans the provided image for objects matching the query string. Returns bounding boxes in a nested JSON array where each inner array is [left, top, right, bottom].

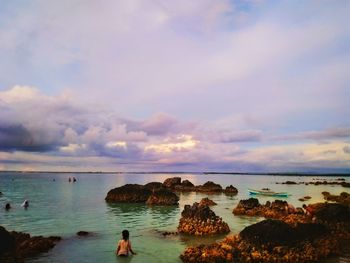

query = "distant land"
[[0, 170, 349, 177]]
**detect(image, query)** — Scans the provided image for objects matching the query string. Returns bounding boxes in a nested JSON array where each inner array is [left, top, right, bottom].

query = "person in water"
[[22, 200, 29, 208], [5, 203, 11, 210], [116, 230, 136, 257]]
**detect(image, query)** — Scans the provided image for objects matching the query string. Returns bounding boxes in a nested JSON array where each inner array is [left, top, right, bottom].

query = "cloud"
[[344, 146, 350, 154], [274, 127, 350, 142]]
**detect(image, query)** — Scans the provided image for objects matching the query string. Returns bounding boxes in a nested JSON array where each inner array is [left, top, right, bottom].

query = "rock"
[[284, 181, 297, 184], [315, 203, 350, 223], [196, 181, 222, 192], [144, 182, 164, 190], [234, 198, 260, 211], [178, 202, 230, 235], [0, 226, 15, 255], [77, 231, 90, 236], [163, 177, 182, 188], [0, 226, 60, 262], [199, 197, 217, 206], [240, 219, 298, 247], [146, 188, 179, 205], [295, 223, 329, 241], [341, 182, 350, 188], [322, 191, 350, 205], [174, 180, 195, 192], [223, 185, 238, 195], [105, 184, 152, 203]]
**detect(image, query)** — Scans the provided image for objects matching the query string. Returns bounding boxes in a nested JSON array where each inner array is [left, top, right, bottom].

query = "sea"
[[0, 172, 349, 263]]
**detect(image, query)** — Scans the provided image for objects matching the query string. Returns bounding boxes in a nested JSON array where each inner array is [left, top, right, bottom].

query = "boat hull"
[[248, 189, 289, 197]]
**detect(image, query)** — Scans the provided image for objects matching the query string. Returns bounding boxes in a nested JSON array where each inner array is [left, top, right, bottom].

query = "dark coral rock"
[[146, 188, 179, 205], [240, 219, 298, 247], [224, 185, 238, 195], [144, 182, 164, 190], [285, 181, 297, 184], [322, 192, 350, 205], [0, 226, 60, 262], [315, 203, 350, 223], [163, 177, 182, 188], [181, 180, 194, 187], [77, 231, 90, 236], [295, 223, 329, 241], [199, 197, 217, 206], [105, 184, 152, 203], [236, 198, 260, 210], [196, 181, 222, 192], [341, 182, 350, 188], [178, 203, 230, 235], [174, 180, 195, 192], [0, 226, 15, 255]]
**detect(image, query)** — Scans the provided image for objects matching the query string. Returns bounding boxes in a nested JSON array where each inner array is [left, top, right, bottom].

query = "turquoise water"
[[0, 172, 349, 263]]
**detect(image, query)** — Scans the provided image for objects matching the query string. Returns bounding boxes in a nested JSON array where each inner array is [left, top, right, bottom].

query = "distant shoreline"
[[0, 170, 349, 177]]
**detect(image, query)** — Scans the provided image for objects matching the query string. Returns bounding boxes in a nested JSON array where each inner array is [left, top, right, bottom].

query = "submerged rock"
[[178, 202, 230, 235], [77, 231, 90, 236]]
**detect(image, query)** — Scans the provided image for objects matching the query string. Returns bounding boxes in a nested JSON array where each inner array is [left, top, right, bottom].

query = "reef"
[[180, 218, 348, 263], [0, 226, 61, 263], [199, 197, 217, 206], [277, 180, 350, 188], [178, 202, 230, 235], [322, 191, 350, 206], [105, 184, 179, 205]]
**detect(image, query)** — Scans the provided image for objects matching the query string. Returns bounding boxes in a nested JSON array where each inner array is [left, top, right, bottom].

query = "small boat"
[[248, 188, 290, 197]]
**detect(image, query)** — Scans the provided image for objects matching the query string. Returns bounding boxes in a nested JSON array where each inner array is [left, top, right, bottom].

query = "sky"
[[0, 0, 350, 173]]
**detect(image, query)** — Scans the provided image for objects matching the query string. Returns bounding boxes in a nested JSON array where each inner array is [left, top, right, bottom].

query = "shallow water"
[[0, 172, 349, 263]]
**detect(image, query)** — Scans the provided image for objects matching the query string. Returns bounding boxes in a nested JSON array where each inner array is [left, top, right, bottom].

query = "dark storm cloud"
[[0, 124, 56, 151]]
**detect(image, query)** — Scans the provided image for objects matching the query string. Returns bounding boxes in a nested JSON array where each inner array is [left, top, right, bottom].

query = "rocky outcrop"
[[0, 226, 60, 262], [232, 198, 261, 215], [146, 188, 179, 205], [322, 191, 350, 205], [162, 177, 239, 194], [223, 185, 238, 195], [105, 184, 179, 205], [277, 180, 350, 188], [174, 180, 195, 192], [178, 202, 230, 235], [180, 219, 343, 263], [105, 184, 152, 203], [77, 231, 90, 236], [315, 203, 350, 223], [163, 177, 182, 188], [195, 181, 222, 193], [144, 182, 164, 190], [199, 197, 217, 206]]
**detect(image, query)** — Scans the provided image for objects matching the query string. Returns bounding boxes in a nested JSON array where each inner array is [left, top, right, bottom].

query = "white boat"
[[248, 188, 290, 197]]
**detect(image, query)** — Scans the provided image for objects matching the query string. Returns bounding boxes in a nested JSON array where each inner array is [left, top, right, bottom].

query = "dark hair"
[[122, 230, 129, 241]]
